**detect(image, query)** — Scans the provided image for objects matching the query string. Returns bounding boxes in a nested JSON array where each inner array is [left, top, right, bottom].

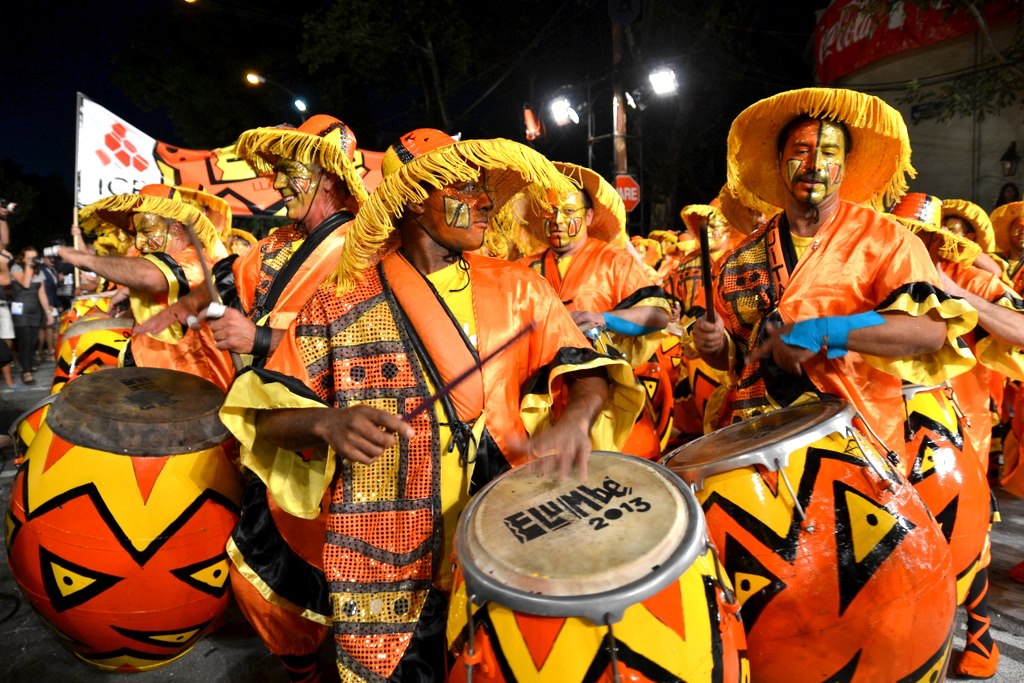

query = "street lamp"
[[244, 71, 308, 124]]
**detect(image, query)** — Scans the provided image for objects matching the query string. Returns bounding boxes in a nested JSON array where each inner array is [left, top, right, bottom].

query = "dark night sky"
[[2, 1, 831, 203]]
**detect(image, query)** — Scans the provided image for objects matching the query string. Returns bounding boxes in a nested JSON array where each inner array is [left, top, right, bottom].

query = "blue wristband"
[[602, 313, 661, 336], [781, 311, 885, 358]]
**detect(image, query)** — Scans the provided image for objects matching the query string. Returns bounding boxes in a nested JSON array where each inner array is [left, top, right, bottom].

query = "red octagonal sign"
[[615, 174, 641, 212]]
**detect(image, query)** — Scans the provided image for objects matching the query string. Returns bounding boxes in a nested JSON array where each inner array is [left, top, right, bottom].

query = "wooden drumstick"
[[402, 321, 536, 424], [699, 220, 715, 323]]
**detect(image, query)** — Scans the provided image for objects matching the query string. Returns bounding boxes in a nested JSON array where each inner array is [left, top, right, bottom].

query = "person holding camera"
[[10, 247, 54, 385]]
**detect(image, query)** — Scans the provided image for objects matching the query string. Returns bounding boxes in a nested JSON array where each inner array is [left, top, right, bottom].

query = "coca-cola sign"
[[814, 0, 1019, 84]]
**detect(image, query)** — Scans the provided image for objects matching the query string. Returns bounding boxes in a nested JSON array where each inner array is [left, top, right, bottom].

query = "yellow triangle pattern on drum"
[[149, 628, 203, 645], [843, 488, 900, 564], [733, 571, 774, 608], [24, 424, 240, 554], [49, 561, 98, 598]]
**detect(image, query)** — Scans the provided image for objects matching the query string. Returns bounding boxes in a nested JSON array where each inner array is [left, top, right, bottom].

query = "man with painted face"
[[692, 88, 975, 460], [136, 115, 371, 683], [518, 162, 672, 368], [58, 184, 235, 391], [218, 129, 643, 682]]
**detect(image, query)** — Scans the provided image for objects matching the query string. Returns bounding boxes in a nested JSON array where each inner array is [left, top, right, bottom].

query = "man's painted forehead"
[[132, 212, 167, 231], [274, 158, 317, 178], [785, 118, 846, 150]]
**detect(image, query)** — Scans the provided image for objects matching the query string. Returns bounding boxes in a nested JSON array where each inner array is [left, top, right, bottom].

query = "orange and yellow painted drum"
[[57, 293, 118, 340], [901, 384, 991, 604], [447, 452, 749, 682], [633, 334, 684, 452], [50, 316, 133, 394], [4, 368, 242, 672], [10, 394, 58, 466], [663, 400, 956, 683]]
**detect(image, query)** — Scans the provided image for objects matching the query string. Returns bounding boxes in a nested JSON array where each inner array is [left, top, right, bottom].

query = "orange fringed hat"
[[717, 183, 777, 235], [79, 184, 223, 258], [333, 128, 577, 292], [942, 198, 996, 253], [889, 192, 980, 265], [726, 88, 915, 211], [679, 203, 722, 238], [991, 200, 1024, 254], [234, 114, 369, 207]]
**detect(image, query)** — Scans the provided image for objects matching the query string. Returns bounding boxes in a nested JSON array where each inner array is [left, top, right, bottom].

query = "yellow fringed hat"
[[79, 184, 223, 256], [887, 213, 981, 266], [717, 183, 777, 236], [726, 87, 915, 211], [505, 161, 628, 248], [679, 203, 722, 238], [333, 129, 578, 293], [942, 198, 996, 253], [234, 114, 369, 206], [991, 201, 1024, 254]]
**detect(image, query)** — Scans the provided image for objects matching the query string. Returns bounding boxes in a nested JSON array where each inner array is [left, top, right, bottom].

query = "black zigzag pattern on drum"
[[723, 532, 786, 632], [895, 629, 953, 683], [822, 649, 861, 682], [53, 340, 126, 383], [904, 410, 964, 472], [18, 470, 240, 567], [832, 480, 914, 615]]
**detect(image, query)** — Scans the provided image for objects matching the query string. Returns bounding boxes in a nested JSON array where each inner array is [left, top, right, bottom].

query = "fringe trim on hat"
[[942, 198, 996, 253], [729, 87, 915, 212], [235, 128, 370, 206], [80, 194, 221, 253], [333, 139, 576, 293], [890, 214, 981, 265]]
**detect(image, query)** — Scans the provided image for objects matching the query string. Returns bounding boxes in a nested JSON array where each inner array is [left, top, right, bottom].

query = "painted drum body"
[[447, 452, 749, 683], [51, 316, 132, 394], [902, 384, 991, 604], [5, 368, 242, 672], [663, 400, 956, 683]]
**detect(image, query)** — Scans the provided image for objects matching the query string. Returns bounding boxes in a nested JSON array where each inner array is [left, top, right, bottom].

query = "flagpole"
[[72, 93, 84, 292]]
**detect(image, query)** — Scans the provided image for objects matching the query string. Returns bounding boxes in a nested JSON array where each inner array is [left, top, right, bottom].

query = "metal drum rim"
[[455, 451, 708, 625]]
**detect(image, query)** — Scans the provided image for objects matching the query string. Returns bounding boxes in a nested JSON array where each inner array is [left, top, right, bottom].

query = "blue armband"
[[602, 313, 661, 336], [781, 311, 885, 359]]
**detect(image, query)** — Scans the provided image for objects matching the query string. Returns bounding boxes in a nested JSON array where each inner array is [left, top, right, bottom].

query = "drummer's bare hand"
[[693, 313, 725, 355], [571, 310, 605, 331], [508, 418, 591, 481], [323, 405, 415, 465], [136, 296, 201, 336], [208, 308, 257, 353], [754, 323, 816, 375]]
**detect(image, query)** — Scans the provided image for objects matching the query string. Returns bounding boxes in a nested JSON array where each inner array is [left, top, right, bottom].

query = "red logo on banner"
[[96, 123, 150, 172], [615, 175, 641, 212]]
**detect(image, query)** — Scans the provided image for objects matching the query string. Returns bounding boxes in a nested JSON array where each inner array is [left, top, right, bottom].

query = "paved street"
[[0, 361, 1022, 681]]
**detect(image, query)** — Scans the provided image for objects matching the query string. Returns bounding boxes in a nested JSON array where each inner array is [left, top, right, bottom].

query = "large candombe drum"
[[447, 451, 748, 683], [5, 367, 242, 672], [663, 400, 956, 683], [901, 384, 991, 605], [50, 315, 133, 394]]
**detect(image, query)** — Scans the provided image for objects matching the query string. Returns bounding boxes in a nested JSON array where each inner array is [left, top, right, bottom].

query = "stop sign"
[[615, 175, 641, 212]]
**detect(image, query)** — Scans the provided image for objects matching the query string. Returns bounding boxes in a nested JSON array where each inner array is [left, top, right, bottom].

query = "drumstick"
[[181, 222, 244, 371], [698, 221, 715, 324], [402, 321, 536, 424]]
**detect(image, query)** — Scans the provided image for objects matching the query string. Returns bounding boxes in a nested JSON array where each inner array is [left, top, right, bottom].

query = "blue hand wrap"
[[781, 311, 885, 359], [602, 313, 661, 336]]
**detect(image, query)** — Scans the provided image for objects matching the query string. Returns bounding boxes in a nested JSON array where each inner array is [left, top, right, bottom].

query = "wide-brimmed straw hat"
[[887, 211, 981, 266], [679, 203, 722, 238], [79, 184, 222, 255], [991, 201, 1024, 254], [333, 129, 577, 292], [726, 87, 915, 211], [234, 114, 369, 206], [506, 161, 628, 248], [942, 198, 996, 253], [716, 183, 777, 235]]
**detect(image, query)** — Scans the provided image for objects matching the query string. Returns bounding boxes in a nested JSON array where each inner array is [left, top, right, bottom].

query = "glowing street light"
[[244, 71, 308, 122], [648, 67, 678, 96], [549, 96, 580, 127]]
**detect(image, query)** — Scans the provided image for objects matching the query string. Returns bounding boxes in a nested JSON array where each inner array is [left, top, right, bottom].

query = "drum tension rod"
[[463, 595, 480, 683], [847, 426, 896, 493], [603, 614, 623, 683], [943, 384, 971, 429], [774, 458, 814, 533], [710, 542, 738, 605]]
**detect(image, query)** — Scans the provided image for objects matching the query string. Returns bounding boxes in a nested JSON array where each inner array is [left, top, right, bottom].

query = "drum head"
[[457, 451, 705, 624], [46, 367, 228, 456], [61, 315, 133, 338], [662, 399, 853, 488]]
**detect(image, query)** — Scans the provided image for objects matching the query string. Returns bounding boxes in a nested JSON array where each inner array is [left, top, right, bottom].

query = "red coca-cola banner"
[[814, 0, 1020, 84]]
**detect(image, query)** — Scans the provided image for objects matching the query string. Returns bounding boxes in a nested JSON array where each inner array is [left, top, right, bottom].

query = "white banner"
[[75, 92, 162, 208]]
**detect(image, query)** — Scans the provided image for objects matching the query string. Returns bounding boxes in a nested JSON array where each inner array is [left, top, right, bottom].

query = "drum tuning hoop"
[[774, 458, 813, 533]]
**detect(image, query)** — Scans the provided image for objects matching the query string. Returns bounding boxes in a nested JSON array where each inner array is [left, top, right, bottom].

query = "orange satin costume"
[[712, 200, 975, 459], [522, 237, 672, 366], [220, 251, 642, 681], [126, 246, 235, 392]]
